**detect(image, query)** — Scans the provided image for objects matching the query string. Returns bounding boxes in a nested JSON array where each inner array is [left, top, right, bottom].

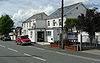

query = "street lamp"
[[61, 0, 64, 48]]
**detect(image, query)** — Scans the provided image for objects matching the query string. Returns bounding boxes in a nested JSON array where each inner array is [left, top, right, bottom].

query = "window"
[[59, 19, 62, 26], [21, 36, 28, 39], [24, 23, 26, 27], [53, 20, 56, 26], [29, 22, 31, 27], [30, 31, 33, 38], [27, 23, 28, 27], [48, 21, 50, 26], [22, 24, 23, 27], [47, 31, 51, 36]]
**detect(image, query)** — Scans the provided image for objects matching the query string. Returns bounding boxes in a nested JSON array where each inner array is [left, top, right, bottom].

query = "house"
[[10, 27, 22, 40], [22, 12, 48, 42], [46, 2, 87, 42]]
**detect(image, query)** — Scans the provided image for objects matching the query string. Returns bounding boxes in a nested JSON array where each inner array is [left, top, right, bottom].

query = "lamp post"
[[61, 0, 64, 48]]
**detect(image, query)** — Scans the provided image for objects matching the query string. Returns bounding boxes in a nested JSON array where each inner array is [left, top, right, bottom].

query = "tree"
[[76, 9, 100, 45], [0, 15, 14, 35], [64, 18, 77, 32]]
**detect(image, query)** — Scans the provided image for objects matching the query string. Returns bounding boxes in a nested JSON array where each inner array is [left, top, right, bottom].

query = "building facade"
[[22, 2, 100, 43], [22, 12, 48, 42], [46, 2, 87, 42]]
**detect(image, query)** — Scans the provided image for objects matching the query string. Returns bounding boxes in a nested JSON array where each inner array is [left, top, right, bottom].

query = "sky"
[[0, 0, 100, 27]]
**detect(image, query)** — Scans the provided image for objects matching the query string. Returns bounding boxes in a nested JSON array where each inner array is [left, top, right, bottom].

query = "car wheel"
[[20, 42, 23, 46], [3, 39, 5, 41], [16, 41, 18, 45]]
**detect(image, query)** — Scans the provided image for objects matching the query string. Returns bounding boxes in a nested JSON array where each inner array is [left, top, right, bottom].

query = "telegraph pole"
[[61, 0, 64, 48]]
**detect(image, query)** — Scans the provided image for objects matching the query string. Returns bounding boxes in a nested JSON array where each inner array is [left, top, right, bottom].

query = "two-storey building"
[[22, 12, 48, 42], [46, 2, 87, 42]]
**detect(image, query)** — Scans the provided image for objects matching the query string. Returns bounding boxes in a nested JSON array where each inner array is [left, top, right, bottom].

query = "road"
[[0, 40, 100, 63]]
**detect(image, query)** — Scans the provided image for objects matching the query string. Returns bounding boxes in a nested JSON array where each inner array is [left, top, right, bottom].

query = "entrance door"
[[37, 31, 44, 42]]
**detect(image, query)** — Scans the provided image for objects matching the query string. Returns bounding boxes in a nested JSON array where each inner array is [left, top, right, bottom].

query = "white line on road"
[[8, 48, 18, 52], [0, 45, 5, 48], [23, 53, 46, 61], [33, 56, 46, 62], [24, 53, 31, 56], [32, 47, 45, 50], [55, 51, 100, 62]]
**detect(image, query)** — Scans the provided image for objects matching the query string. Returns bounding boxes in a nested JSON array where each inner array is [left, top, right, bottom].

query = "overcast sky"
[[0, 0, 100, 27]]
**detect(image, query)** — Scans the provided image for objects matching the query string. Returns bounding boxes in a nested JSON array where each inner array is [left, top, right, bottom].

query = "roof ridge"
[[58, 2, 82, 10], [32, 12, 45, 16]]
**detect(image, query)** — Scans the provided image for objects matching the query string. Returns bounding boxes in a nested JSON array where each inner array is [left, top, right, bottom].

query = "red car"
[[16, 35, 31, 45]]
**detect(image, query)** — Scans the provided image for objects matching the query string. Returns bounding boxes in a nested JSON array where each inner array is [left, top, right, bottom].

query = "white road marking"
[[32, 47, 45, 50], [24, 53, 46, 61], [24, 53, 31, 56], [55, 51, 100, 62], [33, 56, 46, 62], [0, 45, 5, 48], [8, 48, 18, 52]]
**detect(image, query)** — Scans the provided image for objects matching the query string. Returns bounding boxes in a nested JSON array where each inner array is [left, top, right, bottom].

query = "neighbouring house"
[[15, 27, 22, 36], [10, 27, 22, 40], [46, 2, 87, 42], [22, 12, 48, 42]]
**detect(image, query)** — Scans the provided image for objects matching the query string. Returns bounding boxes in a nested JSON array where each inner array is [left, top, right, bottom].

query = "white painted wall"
[[78, 32, 100, 44], [28, 30, 36, 42], [66, 4, 86, 18], [47, 17, 66, 28], [46, 30, 54, 42]]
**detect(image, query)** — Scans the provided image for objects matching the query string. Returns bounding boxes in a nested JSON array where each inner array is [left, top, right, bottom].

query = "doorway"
[[37, 31, 44, 42]]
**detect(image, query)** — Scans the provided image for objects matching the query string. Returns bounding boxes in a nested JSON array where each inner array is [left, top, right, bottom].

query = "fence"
[[81, 35, 100, 50]]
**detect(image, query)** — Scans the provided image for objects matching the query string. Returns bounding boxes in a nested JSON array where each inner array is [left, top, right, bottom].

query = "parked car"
[[16, 35, 31, 45], [0, 35, 3, 40], [1, 35, 11, 41]]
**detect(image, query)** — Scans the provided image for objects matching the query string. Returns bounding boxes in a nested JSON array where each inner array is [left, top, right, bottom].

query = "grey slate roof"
[[23, 12, 48, 23], [48, 2, 86, 19]]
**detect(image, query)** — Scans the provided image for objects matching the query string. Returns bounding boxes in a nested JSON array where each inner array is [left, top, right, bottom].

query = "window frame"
[[48, 21, 50, 26], [53, 20, 56, 26], [47, 31, 51, 36], [59, 19, 62, 26]]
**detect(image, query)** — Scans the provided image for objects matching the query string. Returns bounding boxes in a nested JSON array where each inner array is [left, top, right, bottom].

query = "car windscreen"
[[21, 36, 28, 39]]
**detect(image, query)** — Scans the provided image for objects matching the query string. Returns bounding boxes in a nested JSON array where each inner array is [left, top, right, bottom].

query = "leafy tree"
[[64, 18, 77, 32], [76, 9, 100, 45], [0, 15, 14, 35]]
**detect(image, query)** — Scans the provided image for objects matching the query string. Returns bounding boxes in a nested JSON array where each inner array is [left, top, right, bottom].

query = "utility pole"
[[61, 0, 64, 49]]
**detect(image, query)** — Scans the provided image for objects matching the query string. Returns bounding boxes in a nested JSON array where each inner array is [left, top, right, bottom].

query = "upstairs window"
[[27, 23, 28, 27], [59, 19, 62, 26], [48, 21, 50, 26], [29, 22, 31, 27], [24, 23, 26, 27], [53, 20, 56, 26]]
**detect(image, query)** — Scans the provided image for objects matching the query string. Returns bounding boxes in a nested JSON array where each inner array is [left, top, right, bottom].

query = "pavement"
[[0, 41, 100, 63], [82, 49, 100, 55], [35, 42, 100, 60]]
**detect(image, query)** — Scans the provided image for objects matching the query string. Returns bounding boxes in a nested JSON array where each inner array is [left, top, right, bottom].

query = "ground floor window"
[[30, 31, 33, 38], [47, 31, 51, 36]]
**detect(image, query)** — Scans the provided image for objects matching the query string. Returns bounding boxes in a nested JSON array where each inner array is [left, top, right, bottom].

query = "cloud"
[[12, 4, 55, 26], [0, 0, 8, 1], [0, 0, 100, 27]]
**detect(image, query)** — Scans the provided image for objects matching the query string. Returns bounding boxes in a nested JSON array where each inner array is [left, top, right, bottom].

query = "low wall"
[[64, 45, 78, 51]]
